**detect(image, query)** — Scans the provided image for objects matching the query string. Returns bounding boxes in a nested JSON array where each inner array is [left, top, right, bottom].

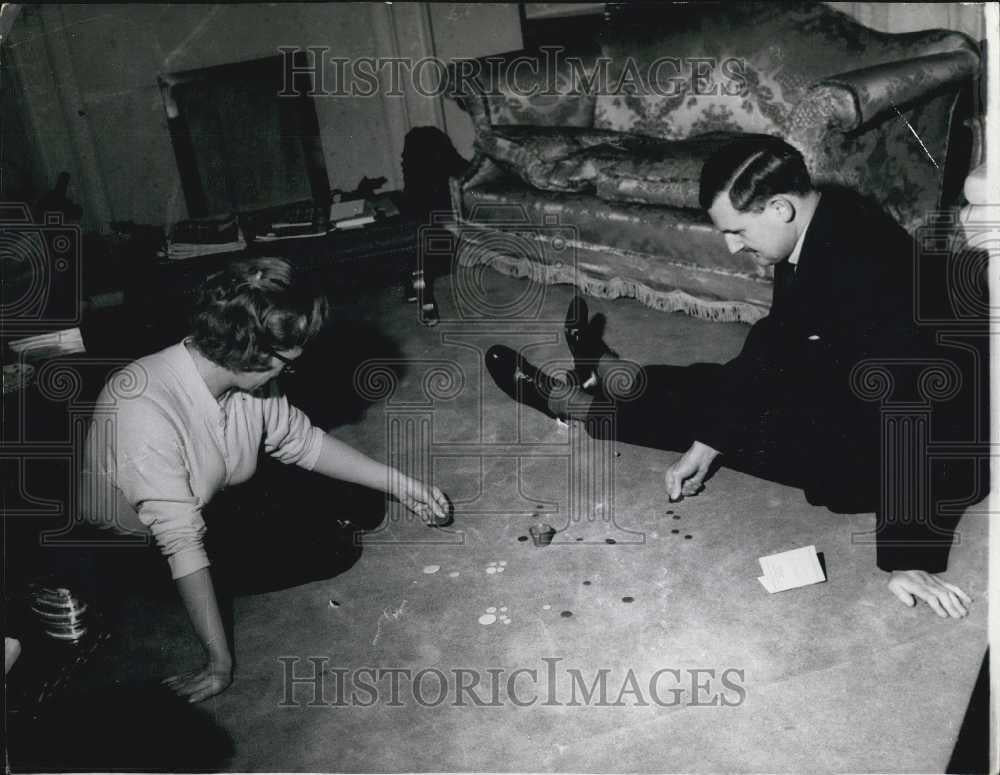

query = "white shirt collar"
[[787, 222, 808, 267]]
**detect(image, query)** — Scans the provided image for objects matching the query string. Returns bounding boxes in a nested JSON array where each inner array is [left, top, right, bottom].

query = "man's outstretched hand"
[[888, 570, 971, 619], [665, 441, 720, 501]]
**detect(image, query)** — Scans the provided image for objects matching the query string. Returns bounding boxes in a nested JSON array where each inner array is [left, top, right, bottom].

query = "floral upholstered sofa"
[[445, 1, 981, 322]]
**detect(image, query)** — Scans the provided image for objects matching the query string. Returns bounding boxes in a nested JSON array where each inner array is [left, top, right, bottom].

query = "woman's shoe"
[[485, 345, 567, 420]]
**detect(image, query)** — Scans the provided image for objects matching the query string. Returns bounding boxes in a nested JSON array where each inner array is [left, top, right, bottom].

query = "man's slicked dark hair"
[[189, 256, 328, 372], [699, 135, 813, 213]]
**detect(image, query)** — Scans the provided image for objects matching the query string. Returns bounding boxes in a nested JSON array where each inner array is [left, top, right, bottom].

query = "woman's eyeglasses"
[[268, 350, 298, 375]]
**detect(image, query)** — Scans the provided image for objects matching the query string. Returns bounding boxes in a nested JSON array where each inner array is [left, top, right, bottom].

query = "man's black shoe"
[[485, 345, 567, 420]]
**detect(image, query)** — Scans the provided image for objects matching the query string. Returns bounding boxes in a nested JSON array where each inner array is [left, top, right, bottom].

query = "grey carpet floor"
[[30, 268, 986, 773]]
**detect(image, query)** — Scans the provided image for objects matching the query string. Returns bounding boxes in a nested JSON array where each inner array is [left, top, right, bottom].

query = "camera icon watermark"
[[419, 204, 579, 324], [1, 203, 83, 334]]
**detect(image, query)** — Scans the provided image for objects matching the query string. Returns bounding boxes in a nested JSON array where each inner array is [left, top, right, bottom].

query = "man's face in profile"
[[708, 193, 799, 267]]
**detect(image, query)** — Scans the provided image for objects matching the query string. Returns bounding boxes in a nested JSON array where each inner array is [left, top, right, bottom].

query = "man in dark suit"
[[486, 136, 980, 619]]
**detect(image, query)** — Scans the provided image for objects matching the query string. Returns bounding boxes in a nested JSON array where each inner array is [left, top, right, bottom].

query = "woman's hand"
[[164, 659, 233, 703], [172, 568, 233, 702], [393, 476, 451, 525]]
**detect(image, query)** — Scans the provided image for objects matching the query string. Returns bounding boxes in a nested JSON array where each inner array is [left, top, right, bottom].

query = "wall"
[[826, 2, 986, 42], [0, 43, 42, 204], [7, 3, 521, 230], [427, 3, 522, 159], [8, 3, 985, 231]]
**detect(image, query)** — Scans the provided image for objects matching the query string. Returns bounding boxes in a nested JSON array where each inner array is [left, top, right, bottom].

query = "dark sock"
[[545, 379, 594, 420]]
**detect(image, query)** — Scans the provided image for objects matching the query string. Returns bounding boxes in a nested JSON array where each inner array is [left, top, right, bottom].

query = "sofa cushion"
[[476, 127, 632, 192], [593, 132, 746, 208], [484, 92, 596, 129], [459, 176, 773, 321], [462, 175, 768, 281], [477, 127, 748, 209]]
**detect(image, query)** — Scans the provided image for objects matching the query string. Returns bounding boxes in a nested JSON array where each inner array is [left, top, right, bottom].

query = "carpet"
[[20, 268, 985, 774]]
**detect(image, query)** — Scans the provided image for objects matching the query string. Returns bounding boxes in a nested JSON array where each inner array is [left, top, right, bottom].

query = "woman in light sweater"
[[81, 256, 449, 702]]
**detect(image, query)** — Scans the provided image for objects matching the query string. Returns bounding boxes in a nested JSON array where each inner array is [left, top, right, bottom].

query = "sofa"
[[445, 1, 981, 323]]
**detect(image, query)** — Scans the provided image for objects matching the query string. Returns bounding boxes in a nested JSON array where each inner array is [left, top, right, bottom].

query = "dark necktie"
[[773, 260, 796, 304]]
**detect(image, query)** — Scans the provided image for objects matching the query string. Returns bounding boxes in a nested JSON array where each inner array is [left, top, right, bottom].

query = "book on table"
[[329, 198, 367, 222]]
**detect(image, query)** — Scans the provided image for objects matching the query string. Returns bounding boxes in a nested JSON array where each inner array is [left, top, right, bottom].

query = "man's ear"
[[767, 196, 796, 223]]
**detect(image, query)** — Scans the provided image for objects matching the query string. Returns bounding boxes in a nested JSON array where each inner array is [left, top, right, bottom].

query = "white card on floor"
[[757, 544, 825, 593]]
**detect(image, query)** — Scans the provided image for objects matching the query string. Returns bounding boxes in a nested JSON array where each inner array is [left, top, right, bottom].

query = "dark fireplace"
[[158, 52, 330, 219]]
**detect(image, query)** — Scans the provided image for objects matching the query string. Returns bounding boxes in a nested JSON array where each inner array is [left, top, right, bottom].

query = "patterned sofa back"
[[458, 43, 602, 129], [461, 2, 977, 136], [591, 1, 977, 140], [448, 0, 980, 232]]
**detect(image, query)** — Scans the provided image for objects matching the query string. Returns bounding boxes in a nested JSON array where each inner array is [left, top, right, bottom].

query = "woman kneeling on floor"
[[81, 256, 449, 702]]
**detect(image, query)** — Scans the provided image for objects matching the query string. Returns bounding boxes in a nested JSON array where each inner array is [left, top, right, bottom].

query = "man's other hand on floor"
[[888, 569, 971, 618]]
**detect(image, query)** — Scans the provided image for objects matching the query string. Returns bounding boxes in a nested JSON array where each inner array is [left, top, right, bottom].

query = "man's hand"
[[665, 441, 720, 501], [393, 476, 451, 525], [164, 660, 233, 703], [888, 570, 971, 618]]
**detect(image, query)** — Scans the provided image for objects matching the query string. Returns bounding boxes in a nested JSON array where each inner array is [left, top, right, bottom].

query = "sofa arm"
[[786, 50, 980, 234], [792, 50, 979, 136]]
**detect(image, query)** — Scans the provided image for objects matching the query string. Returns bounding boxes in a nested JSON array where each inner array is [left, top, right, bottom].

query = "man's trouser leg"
[[585, 361, 809, 490], [586, 363, 965, 573]]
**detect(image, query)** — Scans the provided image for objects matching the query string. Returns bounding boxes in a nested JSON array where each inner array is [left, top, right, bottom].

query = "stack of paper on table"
[[162, 214, 246, 259]]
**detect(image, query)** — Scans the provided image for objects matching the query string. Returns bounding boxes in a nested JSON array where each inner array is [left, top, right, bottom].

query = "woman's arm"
[[310, 433, 400, 491], [310, 433, 450, 521], [164, 568, 234, 703], [259, 395, 450, 520]]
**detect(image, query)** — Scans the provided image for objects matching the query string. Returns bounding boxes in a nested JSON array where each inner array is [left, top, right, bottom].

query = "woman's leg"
[[202, 457, 379, 595]]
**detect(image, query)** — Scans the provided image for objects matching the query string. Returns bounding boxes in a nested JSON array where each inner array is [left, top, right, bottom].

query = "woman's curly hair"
[[188, 256, 328, 372]]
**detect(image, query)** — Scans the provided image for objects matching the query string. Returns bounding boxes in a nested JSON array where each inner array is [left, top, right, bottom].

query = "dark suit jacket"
[[697, 188, 972, 572]]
